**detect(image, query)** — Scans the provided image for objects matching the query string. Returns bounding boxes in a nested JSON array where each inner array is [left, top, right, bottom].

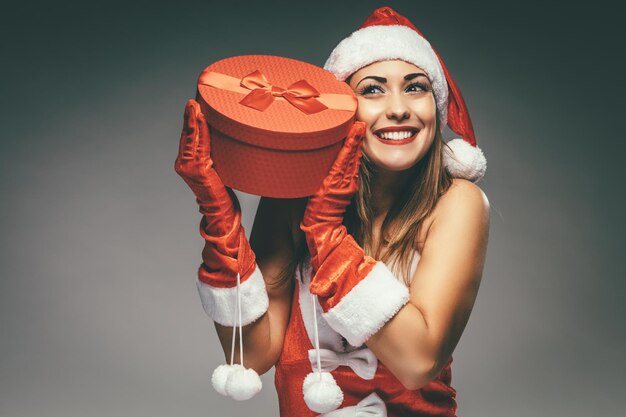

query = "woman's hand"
[[175, 99, 256, 291], [300, 121, 366, 274], [175, 99, 239, 237]]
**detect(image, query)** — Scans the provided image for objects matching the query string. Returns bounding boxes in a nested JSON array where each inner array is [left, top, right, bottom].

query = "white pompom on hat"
[[324, 6, 486, 182]]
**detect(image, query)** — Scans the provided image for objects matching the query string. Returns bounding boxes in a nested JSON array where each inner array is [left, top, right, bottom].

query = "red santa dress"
[[274, 253, 458, 417]]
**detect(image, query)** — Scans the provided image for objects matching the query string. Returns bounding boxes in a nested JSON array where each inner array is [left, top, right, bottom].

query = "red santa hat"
[[324, 6, 487, 182]]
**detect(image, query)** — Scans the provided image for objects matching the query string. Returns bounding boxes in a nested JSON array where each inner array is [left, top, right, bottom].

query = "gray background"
[[1, 1, 624, 416]]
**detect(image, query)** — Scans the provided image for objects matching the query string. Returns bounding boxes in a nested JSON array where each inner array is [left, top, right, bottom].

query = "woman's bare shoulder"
[[443, 178, 489, 205], [431, 178, 490, 228], [418, 179, 490, 247]]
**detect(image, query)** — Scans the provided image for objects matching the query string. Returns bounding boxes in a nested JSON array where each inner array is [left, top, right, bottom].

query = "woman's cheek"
[[355, 99, 382, 125]]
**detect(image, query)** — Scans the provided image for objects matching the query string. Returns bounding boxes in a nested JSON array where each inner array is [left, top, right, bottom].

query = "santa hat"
[[324, 6, 486, 182]]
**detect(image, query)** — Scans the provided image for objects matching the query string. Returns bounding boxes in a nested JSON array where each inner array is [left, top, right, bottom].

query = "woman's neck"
[[369, 166, 412, 218]]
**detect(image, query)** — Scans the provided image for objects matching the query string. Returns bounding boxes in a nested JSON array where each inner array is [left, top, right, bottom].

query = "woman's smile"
[[373, 126, 419, 146]]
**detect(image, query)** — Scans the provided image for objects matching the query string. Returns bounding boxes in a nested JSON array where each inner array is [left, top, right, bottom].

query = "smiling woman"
[[176, 5, 490, 417], [349, 61, 438, 172], [268, 7, 490, 417]]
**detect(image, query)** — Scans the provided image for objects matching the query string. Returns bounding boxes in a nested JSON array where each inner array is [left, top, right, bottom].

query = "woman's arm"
[[212, 196, 298, 375], [365, 179, 490, 390]]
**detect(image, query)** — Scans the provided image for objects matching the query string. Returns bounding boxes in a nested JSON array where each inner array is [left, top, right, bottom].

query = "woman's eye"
[[406, 82, 428, 93], [359, 84, 384, 95]]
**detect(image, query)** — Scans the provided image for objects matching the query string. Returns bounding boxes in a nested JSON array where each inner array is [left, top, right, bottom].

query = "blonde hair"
[[345, 126, 452, 286]]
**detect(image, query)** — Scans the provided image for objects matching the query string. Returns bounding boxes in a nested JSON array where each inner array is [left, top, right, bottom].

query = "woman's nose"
[[385, 93, 410, 121]]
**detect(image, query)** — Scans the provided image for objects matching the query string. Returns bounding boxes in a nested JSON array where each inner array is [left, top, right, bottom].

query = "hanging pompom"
[[302, 371, 344, 413], [225, 365, 263, 401], [443, 138, 487, 182], [211, 364, 239, 396]]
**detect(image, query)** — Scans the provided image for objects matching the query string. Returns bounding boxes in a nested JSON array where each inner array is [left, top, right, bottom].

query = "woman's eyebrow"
[[356, 72, 430, 87], [404, 72, 429, 81], [356, 76, 386, 87]]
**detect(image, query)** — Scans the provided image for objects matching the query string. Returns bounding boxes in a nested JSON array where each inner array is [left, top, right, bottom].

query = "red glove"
[[300, 121, 409, 347], [175, 99, 268, 326]]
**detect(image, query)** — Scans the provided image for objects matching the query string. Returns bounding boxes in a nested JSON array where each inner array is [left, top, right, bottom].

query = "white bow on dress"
[[307, 347, 378, 380], [318, 392, 387, 417]]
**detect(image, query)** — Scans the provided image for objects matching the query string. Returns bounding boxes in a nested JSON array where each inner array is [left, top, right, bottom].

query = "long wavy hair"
[[270, 121, 453, 290]]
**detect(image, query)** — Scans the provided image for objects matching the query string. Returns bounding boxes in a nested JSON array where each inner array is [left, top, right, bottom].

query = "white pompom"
[[225, 365, 263, 401], [211, 364, 240, 396], [443, 138, 487, 182], [302, 371, 344, 413]]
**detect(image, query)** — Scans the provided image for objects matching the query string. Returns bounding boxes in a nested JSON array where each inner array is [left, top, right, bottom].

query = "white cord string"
[[237, 272, 244, 367], [229, 273, 240, 366], [311, 292, 322, 381]]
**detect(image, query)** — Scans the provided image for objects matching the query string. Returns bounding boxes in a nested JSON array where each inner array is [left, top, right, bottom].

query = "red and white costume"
[[275, 255, 457, 417], [185, 5, 486, 415], [271, 6, 486, 414]]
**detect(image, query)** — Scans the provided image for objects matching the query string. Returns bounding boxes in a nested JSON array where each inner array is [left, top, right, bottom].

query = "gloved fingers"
[[299, 123, 366, 233], [348, 120, 366, 138], [331, 127, 361, 181], [344, 129, 364, 178], [195, 106, 212, 164], [338, 121, 366, 186], [341, 131, 365, 188], [175, 99, 234, 214], [178, 99, 201, 160], [320, 121, 366, 193]]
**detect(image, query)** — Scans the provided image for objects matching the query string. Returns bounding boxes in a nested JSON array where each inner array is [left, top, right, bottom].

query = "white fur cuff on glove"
[[196, 265, 269, 326], [321, 261, 410, 347]]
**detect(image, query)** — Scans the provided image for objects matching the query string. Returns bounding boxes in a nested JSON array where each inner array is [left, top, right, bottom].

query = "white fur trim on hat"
[[196, 264, 268, 326], [443, 138, 487, 182], [324, 24, 448, 127]]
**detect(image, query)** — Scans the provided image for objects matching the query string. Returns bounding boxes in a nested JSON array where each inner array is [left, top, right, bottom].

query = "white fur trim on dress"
[[443, 138, 487, 182], [321, 261, 410, 347], [298, 262, 347, 352], [196, 264, 268, 326], [324, 24, 448, 127]]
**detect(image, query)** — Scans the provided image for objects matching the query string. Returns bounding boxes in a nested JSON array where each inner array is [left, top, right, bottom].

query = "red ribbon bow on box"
[[238, 70, 328, 114], [198, 67, 356, 114]]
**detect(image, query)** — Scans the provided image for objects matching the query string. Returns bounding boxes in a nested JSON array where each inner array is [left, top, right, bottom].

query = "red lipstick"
[[373, 126, 419, 146]]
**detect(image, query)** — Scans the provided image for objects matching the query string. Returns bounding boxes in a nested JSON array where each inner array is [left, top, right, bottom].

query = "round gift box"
[[196, 55, 357, 199]]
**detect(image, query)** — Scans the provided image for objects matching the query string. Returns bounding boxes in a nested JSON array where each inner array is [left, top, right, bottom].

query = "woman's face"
[[348, 60, 437, 172]]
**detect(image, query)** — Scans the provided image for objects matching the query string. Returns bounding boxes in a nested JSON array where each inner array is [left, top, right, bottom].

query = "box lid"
[[196, 55, 357, 151]]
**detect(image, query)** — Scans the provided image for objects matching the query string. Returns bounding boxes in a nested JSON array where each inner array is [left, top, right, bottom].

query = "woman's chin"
[[367, 156, 419, 172], [364, 141, 429, 173]]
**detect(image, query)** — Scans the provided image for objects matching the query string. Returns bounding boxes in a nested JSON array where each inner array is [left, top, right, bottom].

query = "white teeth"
[[377, 130, 414, 140]]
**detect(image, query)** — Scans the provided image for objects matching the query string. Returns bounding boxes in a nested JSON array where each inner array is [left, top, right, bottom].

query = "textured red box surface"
[[196, 55, 357, 198]]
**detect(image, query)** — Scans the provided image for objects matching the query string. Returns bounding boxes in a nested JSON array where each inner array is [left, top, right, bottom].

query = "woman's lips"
[[373, 130, 418, 146]]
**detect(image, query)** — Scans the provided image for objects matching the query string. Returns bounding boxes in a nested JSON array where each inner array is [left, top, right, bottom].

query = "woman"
[[175, 6, 489, 417]]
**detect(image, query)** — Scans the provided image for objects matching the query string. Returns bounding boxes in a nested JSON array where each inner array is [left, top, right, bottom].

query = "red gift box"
[[196, 55, 357, 199]]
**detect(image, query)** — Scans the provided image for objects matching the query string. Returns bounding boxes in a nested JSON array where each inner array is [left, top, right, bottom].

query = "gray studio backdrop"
[[1, 1, 624, 416]]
